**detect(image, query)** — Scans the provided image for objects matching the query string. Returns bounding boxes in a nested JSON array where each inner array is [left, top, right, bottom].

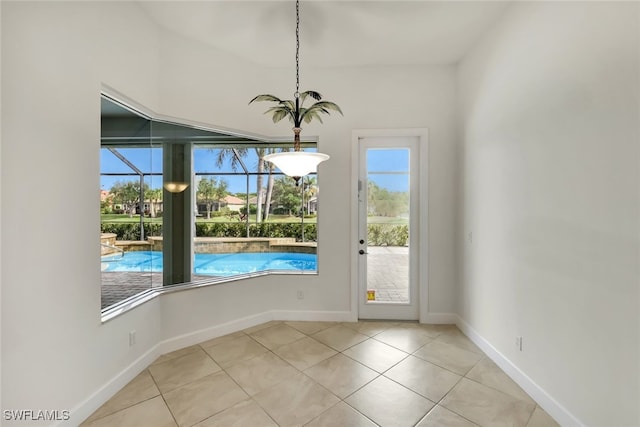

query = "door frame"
[[351, 128, 429, 322]]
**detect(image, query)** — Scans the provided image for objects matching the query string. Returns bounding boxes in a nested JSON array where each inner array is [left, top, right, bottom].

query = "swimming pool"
[[102, 251, 317, 275]]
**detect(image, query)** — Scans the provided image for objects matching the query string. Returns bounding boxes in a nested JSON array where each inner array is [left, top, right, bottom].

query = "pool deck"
[[366, 246, 409, 303], [101, 273, 211, 309], [101, 246, 409, 310]]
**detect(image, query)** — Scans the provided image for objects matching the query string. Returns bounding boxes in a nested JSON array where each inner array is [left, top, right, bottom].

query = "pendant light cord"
[[295, 0, 300, 97]]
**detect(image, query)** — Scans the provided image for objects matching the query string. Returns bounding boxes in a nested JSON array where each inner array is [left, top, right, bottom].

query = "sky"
[[101, 147, 410, 194]]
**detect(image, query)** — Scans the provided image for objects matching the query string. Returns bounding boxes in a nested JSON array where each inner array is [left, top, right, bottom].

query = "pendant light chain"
[[295, 0, 300, 97]]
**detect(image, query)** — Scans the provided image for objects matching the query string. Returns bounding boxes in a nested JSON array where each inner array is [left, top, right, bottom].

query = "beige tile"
[[341, 321, 397, 337], [82, 370, 160, 423], [416, 405, 478, 427], [527, 406, 560, 427], [305, 402, 377, 427], [304, 354, 378, 398], [417, 323, 457, 338], [310, 325, 369, 351], [148, 349, 221, 394], [273, 336, 337, 370], [194, 399, 277, 427], [466, 358, 535, 404], [202, 335, 268, 368], [343, 338, 409, 373], [440, 378, 535, 427], [435, 329, 482, 354], [373, 326, 434, 353], [384, 355, 462, 402], [413, 340, 482, 375], [80, 396, 176, 427], [345, 376, 434, 427], [285, 321, 336, 335], [253, 372, 340, 427], [163, 371, 248, 426], [395, 322, 443, 339], [198, 331, 246, 349], [225, 351, 299, 396], [82, 321, 557, 427], [249, 323, 306, 349], [151, 345, 202, 366], [243, 320, 283, 335]]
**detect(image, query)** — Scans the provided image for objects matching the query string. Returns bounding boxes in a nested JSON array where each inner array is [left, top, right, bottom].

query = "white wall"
[[1, 2, 459, 423], [457, 2, 639, 425], [0, 0, 3, 415], [156, 29, 459, 335], [1, 2, 163, 425]]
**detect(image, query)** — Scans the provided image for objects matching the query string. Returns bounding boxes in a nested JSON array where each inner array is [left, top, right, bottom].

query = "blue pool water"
[[102, 251, 316, 276]]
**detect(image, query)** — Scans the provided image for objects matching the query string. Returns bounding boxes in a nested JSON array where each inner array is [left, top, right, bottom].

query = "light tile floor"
[[80, 321, 560, 427]]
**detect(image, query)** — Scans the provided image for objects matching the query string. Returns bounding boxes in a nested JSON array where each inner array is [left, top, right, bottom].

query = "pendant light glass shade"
[[163, 182, 189, 193], [263, 152, 329, 177]]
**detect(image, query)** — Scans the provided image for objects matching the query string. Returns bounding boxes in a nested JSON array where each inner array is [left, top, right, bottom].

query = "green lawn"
[[101, 214, 409, 225], [367, 215, 409, 225], [101, 214, 162, 223], [101, 214, 317, 224]]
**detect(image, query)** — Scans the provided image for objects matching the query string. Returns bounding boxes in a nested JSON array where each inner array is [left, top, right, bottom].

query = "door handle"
[[359, 249, 368, 255]]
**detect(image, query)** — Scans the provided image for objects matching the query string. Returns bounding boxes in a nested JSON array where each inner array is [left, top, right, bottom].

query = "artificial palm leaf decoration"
[[249, 91, 342, 151], [250, 0, 341, 182]]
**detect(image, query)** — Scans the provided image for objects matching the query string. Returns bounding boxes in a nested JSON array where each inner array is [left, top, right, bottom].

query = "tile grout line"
[[83, 321, 546, 427]]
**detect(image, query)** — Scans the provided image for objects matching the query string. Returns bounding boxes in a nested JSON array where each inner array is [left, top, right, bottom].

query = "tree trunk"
[[255, 149, 265, 223], [263, 166, 275, 222]]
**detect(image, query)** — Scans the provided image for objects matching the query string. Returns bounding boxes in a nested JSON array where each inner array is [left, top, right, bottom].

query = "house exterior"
[[222, 195, 245, 212]]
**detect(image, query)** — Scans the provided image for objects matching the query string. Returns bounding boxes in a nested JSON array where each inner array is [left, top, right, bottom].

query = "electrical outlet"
[[129, 330, 136, 346], [515, 336, 523, 351], [297, 290, 304, 300]]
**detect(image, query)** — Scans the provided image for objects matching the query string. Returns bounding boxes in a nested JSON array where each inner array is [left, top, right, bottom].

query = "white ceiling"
[[137, 1, 511, 67]]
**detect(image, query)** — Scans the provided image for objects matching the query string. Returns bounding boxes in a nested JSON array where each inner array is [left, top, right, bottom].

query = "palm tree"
[[249, 91, 342, 150], [302, 176, 318, 215], [197, 177, 217, 219], [263, 158, 275, 222], [145, 188, 162, 218], [215, 147, 266, 223]]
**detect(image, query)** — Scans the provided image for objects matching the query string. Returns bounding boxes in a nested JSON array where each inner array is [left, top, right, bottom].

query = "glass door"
[[358, 136, 419, 320]]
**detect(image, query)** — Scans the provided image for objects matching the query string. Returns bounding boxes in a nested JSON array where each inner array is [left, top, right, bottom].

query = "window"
[[100, 95, 320, 313]]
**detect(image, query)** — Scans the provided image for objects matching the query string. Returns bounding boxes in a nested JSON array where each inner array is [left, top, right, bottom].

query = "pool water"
[[102, 251, 316, 276]]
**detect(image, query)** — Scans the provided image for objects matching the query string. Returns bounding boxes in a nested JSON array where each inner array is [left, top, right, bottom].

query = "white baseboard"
[[455, 316, 585, 427], [420, 312, 458, 324], [156, 310, 353, 355], [65, 309, 353, 426], [64, 346, 161, 427], [156, 311, 274, 355], [273, 310, 354, 322]]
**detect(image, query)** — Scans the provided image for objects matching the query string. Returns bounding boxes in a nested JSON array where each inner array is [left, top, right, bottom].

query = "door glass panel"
[[366, 148, 410, 304]]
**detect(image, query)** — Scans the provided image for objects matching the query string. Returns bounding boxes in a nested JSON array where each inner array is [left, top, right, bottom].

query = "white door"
[[356, 135, 422, 320]]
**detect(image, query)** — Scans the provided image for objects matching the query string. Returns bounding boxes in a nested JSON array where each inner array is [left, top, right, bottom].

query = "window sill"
[[100, 270, 316, 323]]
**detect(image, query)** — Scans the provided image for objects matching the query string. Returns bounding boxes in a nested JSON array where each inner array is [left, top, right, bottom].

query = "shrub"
[[240, 205, 257, 215], [367, 224, 408, 246], [100, 223, 163, 240], [194, 222, 317, 242], [195, 222, 246, 238], [103, 221, 319, 242]]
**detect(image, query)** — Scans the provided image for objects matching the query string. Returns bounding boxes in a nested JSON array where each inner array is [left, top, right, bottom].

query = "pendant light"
[[250, 0, 342, 185]]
